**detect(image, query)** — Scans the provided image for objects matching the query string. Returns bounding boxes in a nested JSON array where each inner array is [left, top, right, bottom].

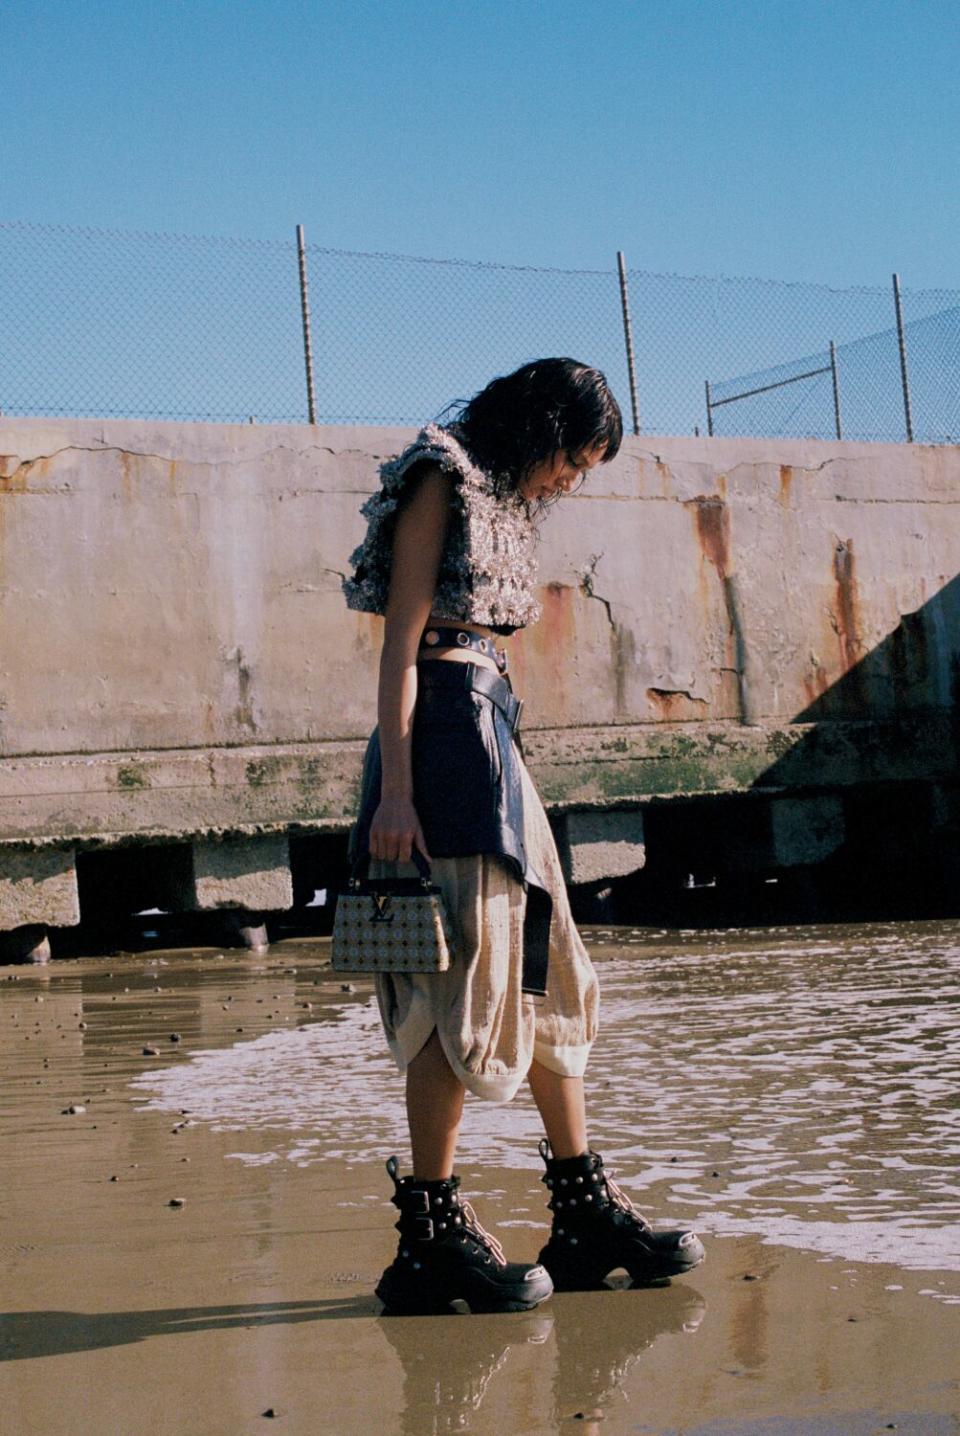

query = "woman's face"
[[519, 443, 606, 503]]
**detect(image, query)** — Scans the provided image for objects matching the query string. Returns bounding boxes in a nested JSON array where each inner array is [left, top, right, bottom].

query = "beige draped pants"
[[373, 761, 599, 1104]]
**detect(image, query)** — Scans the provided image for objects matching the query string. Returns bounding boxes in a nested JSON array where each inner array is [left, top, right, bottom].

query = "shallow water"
[[130, 918, 960, 1277]]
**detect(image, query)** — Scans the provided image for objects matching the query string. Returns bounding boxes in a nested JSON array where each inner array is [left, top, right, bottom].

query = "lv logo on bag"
[[369, 893, 394, 923]]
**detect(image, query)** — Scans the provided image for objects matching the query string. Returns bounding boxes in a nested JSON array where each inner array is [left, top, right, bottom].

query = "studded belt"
[[419, 624, 508, 674]]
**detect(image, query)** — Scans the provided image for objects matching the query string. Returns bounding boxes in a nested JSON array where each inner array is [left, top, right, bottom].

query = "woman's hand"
[[368, 796, 431, 865]]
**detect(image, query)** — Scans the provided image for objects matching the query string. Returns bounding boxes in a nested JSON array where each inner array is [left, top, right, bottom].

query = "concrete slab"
[[0, 846, 79, 928], [559, 809, 646, 884], [189, 836, 293, 911]]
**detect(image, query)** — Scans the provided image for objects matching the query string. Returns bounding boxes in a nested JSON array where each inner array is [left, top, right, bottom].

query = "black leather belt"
[[464, 663, 523, 733], [419, 625, 508, 674]]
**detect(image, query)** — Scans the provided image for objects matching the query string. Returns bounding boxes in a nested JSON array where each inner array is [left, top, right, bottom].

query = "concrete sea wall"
[[1, 417, 958, 940]]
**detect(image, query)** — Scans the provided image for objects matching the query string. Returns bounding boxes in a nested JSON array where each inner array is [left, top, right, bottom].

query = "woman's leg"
[[380, 1029, 554, 1313], [529, 1061, 705, 1288], [406, 1029, 465, 1178], [527, 1060, 588, 1159]]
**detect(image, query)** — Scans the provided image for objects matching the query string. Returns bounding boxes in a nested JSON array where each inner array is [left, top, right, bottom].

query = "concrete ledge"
[[0, 741, 368, 848], [527, 714, 958, 808], [1, 718, 955, 852]]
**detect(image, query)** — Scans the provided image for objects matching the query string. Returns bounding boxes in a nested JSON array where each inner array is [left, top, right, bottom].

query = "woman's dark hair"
[[445, 358, 623, 485]]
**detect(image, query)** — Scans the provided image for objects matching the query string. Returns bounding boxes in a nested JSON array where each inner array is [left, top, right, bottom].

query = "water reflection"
[[378, 1311, 551, 1436], [131, 918, 960, 1271], [376, 1284, 705, 1434]]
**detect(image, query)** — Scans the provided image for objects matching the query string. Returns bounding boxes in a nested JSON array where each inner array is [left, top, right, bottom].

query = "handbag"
[[330, 847, 453, 974]]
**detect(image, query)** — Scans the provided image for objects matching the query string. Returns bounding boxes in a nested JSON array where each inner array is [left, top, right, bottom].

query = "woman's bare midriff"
[[416, 614, 505, 675]]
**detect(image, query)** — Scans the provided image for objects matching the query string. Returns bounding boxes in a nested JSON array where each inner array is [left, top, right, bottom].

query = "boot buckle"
[[412, 1216, 435, 1240], [407, 1189, 431, 1215]]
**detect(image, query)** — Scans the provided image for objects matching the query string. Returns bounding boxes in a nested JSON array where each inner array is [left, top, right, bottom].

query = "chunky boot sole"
[[539, 1229, 705, 1292], [376, 1261, 554, 1315]]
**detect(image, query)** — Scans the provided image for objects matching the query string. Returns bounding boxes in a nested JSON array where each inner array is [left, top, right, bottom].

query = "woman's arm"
[[368, 463, 452, 863]]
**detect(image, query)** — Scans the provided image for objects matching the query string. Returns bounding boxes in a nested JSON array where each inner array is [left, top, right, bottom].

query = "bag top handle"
[[349, 846, 433, 889]]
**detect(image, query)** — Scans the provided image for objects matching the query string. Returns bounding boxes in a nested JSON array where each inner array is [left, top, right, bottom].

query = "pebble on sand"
[[170, 1033, 182, 1042], [62, 1104, 86, 1115], [168, 1197, 186, 1208]]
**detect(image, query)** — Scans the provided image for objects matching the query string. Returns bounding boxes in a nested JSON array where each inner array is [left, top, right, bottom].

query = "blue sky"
[[5, 0, 959, 289]]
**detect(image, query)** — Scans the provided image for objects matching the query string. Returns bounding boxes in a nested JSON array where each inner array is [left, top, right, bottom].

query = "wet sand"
[[2, 923, 959, 1435]]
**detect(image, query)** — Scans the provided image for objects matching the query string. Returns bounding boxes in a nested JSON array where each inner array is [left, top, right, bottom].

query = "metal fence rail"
[[1, 219, 957, 443]]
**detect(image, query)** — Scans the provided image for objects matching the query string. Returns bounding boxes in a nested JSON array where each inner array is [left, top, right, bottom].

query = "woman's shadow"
[[0, 1296, 377, 1362]]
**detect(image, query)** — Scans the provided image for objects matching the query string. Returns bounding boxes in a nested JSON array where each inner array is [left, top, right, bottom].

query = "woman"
[[343, 358, 704, 1315]]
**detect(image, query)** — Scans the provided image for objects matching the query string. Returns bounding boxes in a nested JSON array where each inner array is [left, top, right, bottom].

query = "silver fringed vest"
[[341, 424, 542, 634]]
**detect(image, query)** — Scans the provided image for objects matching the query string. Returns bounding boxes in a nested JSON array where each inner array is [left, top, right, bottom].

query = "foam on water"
[[131, 918, 960, 1274]]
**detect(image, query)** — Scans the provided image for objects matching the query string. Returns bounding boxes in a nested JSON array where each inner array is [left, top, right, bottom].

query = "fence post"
[[892, 272, 914, 442], [829, 340, 843, 440], [616, 251, 641, 436], [296, 224, 317, 425], [704, 379, 714, 437]]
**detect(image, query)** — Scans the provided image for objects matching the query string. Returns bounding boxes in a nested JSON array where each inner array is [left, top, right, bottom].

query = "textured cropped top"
[[341, 423, 542, 635]]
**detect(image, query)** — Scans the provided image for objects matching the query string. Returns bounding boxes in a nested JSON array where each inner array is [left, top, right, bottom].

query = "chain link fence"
[[1, 219, 957, 442]]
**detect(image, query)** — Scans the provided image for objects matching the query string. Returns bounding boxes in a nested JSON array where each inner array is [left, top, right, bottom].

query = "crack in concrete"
[[278, 567, 346, 594], [579, 552, 616, 629], [647, 685, 709, 704], [0, 442, 380, 480]]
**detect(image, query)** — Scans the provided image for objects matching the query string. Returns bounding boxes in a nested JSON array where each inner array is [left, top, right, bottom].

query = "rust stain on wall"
[[686, 494, 731, 577], [118, 451, 135, 502], [684, 493, 747, 722], [778, 465, 793, 505], [832, 537, 862, 674], [1, 455, 49, 487], [542, 581, 576, 639], [655, 459, 672, 497], [540, 581, 577, 657], [535, 581, 576, 720], [646, 687, 709, 721], [802, 658, 830, 707]]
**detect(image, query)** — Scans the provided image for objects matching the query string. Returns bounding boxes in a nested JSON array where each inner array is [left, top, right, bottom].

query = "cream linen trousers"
[[373, 761, 600, 1104]]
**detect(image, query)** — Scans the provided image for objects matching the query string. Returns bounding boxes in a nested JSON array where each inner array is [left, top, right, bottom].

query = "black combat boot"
[[376, 1156, 554, 1315], [536, 1139, 705, 1290]]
